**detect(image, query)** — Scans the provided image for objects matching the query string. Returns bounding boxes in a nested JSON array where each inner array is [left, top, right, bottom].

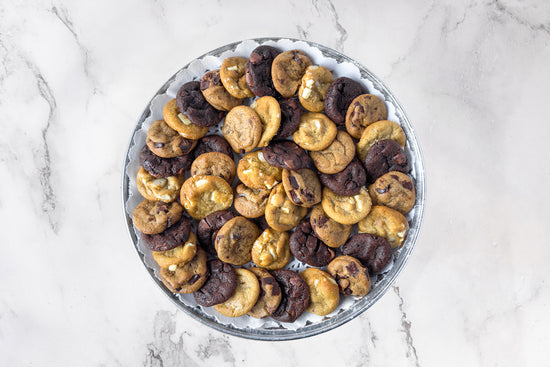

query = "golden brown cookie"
[[222, 105, 262, 153], [292, 112, 337, 151], [327, 255, 371, 297], [132, 199, 183, 235], [321, 186, 372, 225], [298, 65, 334, 112], [310, 130, 355, 174], [247, 267, 282, 319], [190, 152, 236, 184], [251, 96, 281, 147], [179, 175, 233, 220], [309, 204, 352, 248], [146, 119, 197, 158], [152, 231, 198, 269], [236, 150, 283, 190], [265, 183, 308, 232], [368, 172, 415, 214], [356, 120, 406, 162], [200, 69, 242, 111], [281, 168, 322, 208], [136, 167, 183, 203], [214, 268, 260, 317], [234, 184, 271, 218], [159, 248, 208, 294], [215, 216, 260, 266], [251, 228, 291, 270], [162, 99, 209, 140], [272, 50, 313, 98], [220, 57, 254, 99], [345, 94, 388, 139], [300, 268, 339, 316], [358, 205, 409, 249]]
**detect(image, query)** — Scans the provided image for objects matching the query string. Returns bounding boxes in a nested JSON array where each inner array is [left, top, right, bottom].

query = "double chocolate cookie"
[[262, 140, 309, 170], [289, 221, 335, 267], [245, 45, 281, 97], [271, 269, 310, 323], [197, 210, 237, 254], [341, 233, 393, 275], [176, 81, 225, 127], [364, 139, 410, 182], [142, 216, 191, 252], [139, 145, 191, 178], [324, 77, 368, 125], [318, 158, 367, 197], [193, 259, 238, 307], [193, 135, 234, 160], [277, 98, 302, 138]]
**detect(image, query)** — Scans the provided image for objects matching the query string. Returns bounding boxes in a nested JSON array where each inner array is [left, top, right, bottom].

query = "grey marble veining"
[[0, 0, 549, 366]]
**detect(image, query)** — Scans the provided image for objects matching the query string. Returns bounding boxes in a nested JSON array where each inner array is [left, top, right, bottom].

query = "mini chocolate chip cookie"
[[146, 120, 197, 158], [251, 228, 291, 270], [215, 216, 260, 266], [132, 199, 183, 235], [237, 150, 283, 190], [271, 269, 310, 323], [251, 96, 281, 147], [190, 152, 236, 184], [310, 130, 356, 174], [368, 172, 415, 214], [214, 268, 260, 317], [265, 183, 308, 232], [300, 268, 339, 316], [345, 94, 388, 139], [245, 45, 281, 97], [292, 112, 338, 151], [272, 50, 313, 98], [262, 140, 309, 171], [180, 175, 234, 220], [364, 139, 410, 182], [193, 259, 238, 307], [309, 204, 352, 248], [318, 158, 367, 197], [298, 65, 334, 112], [247, 267, 282, 319], [277, 98, 302, 138], [222, 105, 262, 153], [159, 248, 208, 294], [193, 135, 233, 160], [152, 231, 198, 269], [163, 99, 209, 140], [327, 255, 371, 297], [220, 57, 255, 99], [176, 81, 225, 127], [321, 186, 372, 225], [358, 205, 409, 249], [341, 233, 393, 275], [289, 221, 335, 267], [357, 120, 407, 162], [234, 184, 271, 218], [136, 167, 183, 203], [197, 210, 237, 255], [200, 69, 242, 111], [139, 145, 192, 178], [142, 215, 191, 252], [282, 168, 322, 208], [324, 77, 368, 125]]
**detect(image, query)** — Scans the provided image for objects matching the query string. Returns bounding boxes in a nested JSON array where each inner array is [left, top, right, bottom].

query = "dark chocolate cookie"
[[277, 98, 302, 138], [197, 210, 237, 254], [176, 81, 225, 127], [193, 259, 237, 307], [364, 139, 410, 182], [289, 221, 335, 267], [245, 45, 281, 97], [271, 269, 310, 323], [142, 216, 191, 252], [139, 145, 191, 178], [341, 233, 393, 275], [262, 140, 309, 170], [193, 135, 234, 160], [318, 158, 367, 196], [324, 77, 368, 125]]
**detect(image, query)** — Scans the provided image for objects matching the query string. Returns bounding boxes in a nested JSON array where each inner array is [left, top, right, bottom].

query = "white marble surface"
[[1, 0, 549, 365]]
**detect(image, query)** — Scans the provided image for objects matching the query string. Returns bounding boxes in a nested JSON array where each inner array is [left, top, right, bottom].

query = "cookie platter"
[[122, 38, 425, 340]]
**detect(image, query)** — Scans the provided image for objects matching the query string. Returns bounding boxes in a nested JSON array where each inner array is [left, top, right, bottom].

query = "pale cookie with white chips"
[[292, 112, 337, 151], [136, 167, 183, 203], [321, 186, 372, 225], [179, 175, 233, 220], [298, 65, 334, 112], [162, 99, 209, 140], [251, 96, 281, 147], [214, 268, 260, 317], [310, 130, 356, 174], [237, 150, 283, 190], [251, 228, 291, 270], [300, 268, 340, 316], [152, 231, 198, 269], [220, 57, 255, 99], [265, 183, 308, 232], [358, 205, 409, 249]]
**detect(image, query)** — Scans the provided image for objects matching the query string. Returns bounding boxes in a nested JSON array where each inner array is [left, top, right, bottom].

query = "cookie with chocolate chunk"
[[200, 69, 242, 111], [132, 199, 183, 235], [159, 248, 208, 294], [247, 267, 282, 319], [272, 50, 313, 98], [282, 168, 322, 208], [146, 120, 197, 158], [368, 171, 415, 214], [327, 255, 371, 297], [197, 210, 237, 255]]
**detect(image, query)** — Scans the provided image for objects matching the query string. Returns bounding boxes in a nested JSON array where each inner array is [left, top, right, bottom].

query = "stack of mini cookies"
[[132, 44, 416, 323]]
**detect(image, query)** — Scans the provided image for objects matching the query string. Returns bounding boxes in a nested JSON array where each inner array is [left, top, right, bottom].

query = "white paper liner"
[[125, 39, 418, 331]]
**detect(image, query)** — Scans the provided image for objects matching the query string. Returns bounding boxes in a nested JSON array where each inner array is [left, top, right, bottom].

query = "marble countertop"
[[1, 0, 549, 366]]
